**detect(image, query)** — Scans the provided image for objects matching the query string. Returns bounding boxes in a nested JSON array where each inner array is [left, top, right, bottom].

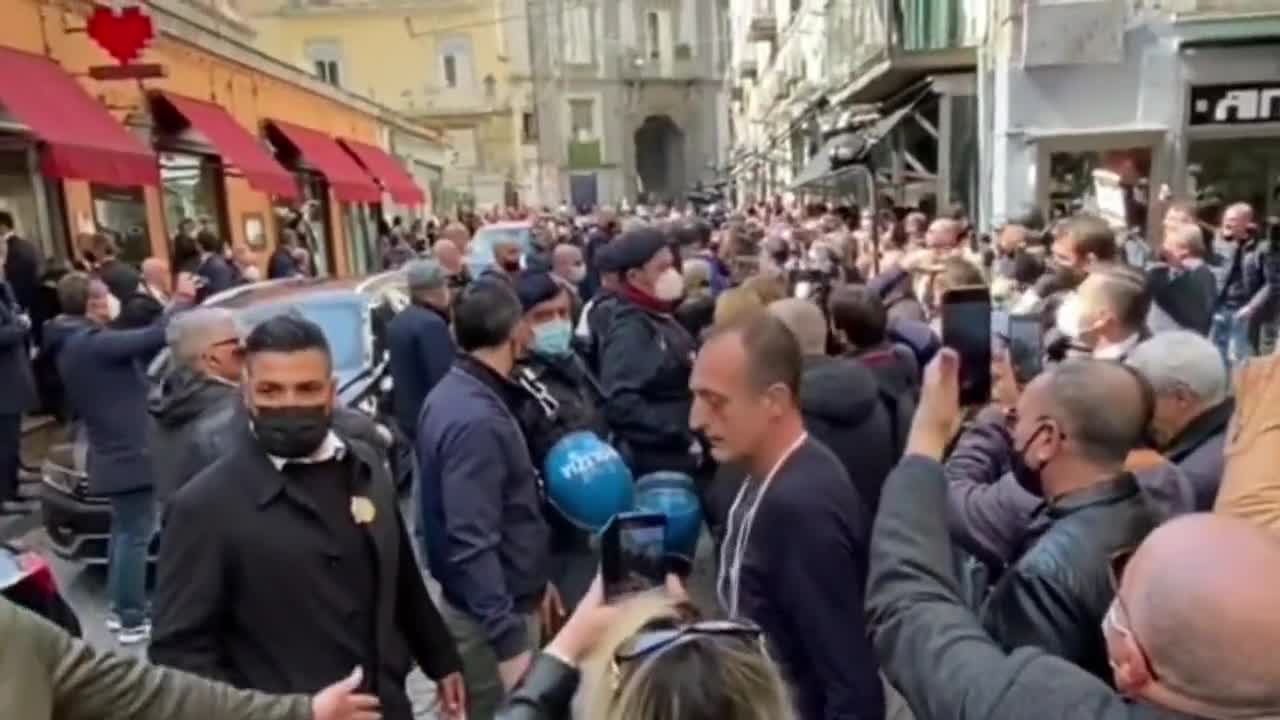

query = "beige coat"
[[0, 597, 312, 720], [1216, 354, 1280, 531]]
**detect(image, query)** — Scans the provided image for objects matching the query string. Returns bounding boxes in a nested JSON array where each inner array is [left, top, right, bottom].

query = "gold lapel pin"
[[350, 496, 377, 525]]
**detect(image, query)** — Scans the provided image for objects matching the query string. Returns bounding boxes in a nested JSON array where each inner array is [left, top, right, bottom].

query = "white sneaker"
[[116, 623, 151, 645], [105, 615, 122, 633]]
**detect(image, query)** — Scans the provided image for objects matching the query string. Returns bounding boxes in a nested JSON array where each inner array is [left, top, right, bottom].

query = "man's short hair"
[[1091, 263, 1151, 333], [243, 314, 331, 369], [1057, 214, 1118, 263], [938, 257, 986, 293], [1127, 331, 1228, 407], [828, 284, 887, 349], [454, 278, 523, 352], [56, 273, 93, 316], [1172, 223, 1207, 258], [169, 307, 238, 369], [713, 312, 803, 396], [0, 211, 13, 231], [1046, 359, 1147, 465]]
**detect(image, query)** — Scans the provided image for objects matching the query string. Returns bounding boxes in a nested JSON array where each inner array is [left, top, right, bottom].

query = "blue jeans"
[[1211, 310, 1253, 367], [106, 489, 155, 629]]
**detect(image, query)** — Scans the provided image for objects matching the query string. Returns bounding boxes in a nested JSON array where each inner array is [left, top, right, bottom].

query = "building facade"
[[0, 0, 443, 278], [243, 0, 512, 211], [504, 0, 731, 208], [727, 0, 985, 218], [984, 0, 1280, 237]]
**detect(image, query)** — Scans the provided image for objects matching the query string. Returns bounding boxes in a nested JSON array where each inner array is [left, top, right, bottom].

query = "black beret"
[[515, 271, 563, 312], [610, 227, 669, 273], [594, 242, 622, 274]]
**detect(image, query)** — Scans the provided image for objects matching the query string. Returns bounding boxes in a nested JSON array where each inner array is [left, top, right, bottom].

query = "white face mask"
[[654, 267, 685, 302]]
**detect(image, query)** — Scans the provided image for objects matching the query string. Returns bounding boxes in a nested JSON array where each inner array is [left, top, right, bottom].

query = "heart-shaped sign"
[[87, 5, 155, 65]]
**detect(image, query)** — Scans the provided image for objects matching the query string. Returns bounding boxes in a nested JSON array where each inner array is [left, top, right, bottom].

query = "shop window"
[[274, 172, 333, 277], [1187, 138, 1280, 228], [344, 203, 379, 276], [569, 98, 596, 139], [90, 185, 150, 264], [564, 3, 595, 65], [161, 152, 226, 245], [0, 150, 46, 259], [645, 11, 663, 61]]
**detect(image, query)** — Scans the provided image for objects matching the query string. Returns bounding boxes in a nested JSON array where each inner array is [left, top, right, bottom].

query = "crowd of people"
[[1, 189, 1280, 720]]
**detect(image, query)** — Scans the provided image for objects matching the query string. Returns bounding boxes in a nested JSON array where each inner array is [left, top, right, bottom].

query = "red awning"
[[267, 120, 380, 203], [338, 138, 425, 206], [0, 47, 157, 187], [155, 92, 299, 199]]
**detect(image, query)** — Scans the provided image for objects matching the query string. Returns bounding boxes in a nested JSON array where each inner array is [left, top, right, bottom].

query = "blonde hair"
[[742, 273, 787, 306], [581, 593, 796, 720], [713, 287, 765, 328]]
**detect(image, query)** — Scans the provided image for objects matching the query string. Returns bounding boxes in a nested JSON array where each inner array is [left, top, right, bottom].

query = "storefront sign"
[[1189, 83, 1280, 127]]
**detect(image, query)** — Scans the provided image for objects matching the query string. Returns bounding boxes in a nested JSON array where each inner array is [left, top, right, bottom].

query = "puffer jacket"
[[978, 473, 1159, 681], [798, 355, 899, 521]]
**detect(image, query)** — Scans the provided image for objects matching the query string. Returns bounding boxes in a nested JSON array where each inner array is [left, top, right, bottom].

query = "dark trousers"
[[0, 414, 20, 503]]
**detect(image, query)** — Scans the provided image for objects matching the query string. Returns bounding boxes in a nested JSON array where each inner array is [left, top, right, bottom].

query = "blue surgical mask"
[[532, 319, 573, 357]]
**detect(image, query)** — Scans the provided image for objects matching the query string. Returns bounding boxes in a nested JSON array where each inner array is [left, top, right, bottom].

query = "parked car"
[[38, 273, 410, 566], [466, 221, 534, 276], [1, 542, 80, 636]]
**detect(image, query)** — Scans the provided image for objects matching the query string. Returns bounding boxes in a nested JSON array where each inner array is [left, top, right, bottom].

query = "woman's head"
[[583, 593, 795, 720], [713, 287, 765, 328]]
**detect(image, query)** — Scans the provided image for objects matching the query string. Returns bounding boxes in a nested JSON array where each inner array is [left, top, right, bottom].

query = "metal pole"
[[525, 0, 544, 206]]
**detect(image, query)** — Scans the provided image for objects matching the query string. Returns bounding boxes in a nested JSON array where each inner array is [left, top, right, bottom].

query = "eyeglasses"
[[209, 338, 245, 357], [1104, 547, 1159, 681], [614, 619, 764, 666]]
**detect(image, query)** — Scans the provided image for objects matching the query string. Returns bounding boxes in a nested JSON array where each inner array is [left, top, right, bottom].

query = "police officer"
[[512, 272, 609, 608]]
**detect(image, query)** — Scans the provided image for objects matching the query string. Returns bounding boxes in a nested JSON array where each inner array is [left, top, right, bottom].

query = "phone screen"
[[941, 287, 992, 406], [1007, 314, 1043, 383], [602, 512, 668, 600]]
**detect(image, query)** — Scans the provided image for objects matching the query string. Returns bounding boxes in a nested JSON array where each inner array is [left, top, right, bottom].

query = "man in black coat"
[[597, 228, 699, 477], [0, 277, 37, 513], [194, 231, 236, 302], [149, 316, 465, 720], [91, 233, 141, 306], [691, 313, 884, 720], [977, 359, 1158, 681], [268, 230, 301, 280], [116, 258, 170, 331], [1, 211, 39, 314], [386, 259, 455, 442]]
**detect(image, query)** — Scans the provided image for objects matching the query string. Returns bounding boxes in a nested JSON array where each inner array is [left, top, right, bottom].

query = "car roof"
[[206, 272, 404, 310]]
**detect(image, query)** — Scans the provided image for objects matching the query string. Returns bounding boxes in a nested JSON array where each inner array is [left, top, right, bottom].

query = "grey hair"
[[1127, 331, 1228, 406], [1171, 223, 1207, 258], [768, 298, 828, 357], [621, 217, 649, 234], [169, 307, 239, 369]]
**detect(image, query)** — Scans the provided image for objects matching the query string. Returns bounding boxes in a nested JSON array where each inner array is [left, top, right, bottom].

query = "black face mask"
[[1010, 425, 1050, 497], [500, 258, 522, 273], [252, 404, 332, 459]]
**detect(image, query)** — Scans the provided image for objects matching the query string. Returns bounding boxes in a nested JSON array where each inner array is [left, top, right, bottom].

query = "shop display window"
[[90, 185, 149, 264], [160, 152, 226, 242]]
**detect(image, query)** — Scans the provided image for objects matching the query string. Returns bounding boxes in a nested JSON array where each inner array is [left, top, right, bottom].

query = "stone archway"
[[634, 115, 686, 204]]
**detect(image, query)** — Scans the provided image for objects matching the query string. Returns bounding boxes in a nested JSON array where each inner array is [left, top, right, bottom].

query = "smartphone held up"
[[940, 286, 992, 407], [601, 512, 668, 601]]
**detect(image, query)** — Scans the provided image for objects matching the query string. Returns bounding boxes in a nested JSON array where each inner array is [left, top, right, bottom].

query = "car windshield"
[[238, 299, 366, 372]]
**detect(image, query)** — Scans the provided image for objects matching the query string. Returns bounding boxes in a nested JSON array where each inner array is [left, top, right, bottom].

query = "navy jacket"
[[195, 254, 236, 302], [732, 438, 884, 720], [45, 313, 169, 495], [417, 358, 550, 661], [386, 303, 455, 438]]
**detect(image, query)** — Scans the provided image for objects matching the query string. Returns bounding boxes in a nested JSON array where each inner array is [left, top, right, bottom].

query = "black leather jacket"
[[978, 473, 1158, 681], [497, 653, 578, 720]]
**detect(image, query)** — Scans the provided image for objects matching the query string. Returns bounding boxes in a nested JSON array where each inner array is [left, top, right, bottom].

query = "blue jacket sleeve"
[[0, 316, 27, 349], [83, 322, 168, 363], [944, 413, 1041, 567], [418, 319, 455, 394], [432, 418, 531, 661], [765, 492, 884, 719]]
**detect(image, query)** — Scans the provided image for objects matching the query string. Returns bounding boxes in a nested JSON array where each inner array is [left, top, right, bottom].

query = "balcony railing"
[[826, 0, 987, 79], [738, 57, 759, 81]]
